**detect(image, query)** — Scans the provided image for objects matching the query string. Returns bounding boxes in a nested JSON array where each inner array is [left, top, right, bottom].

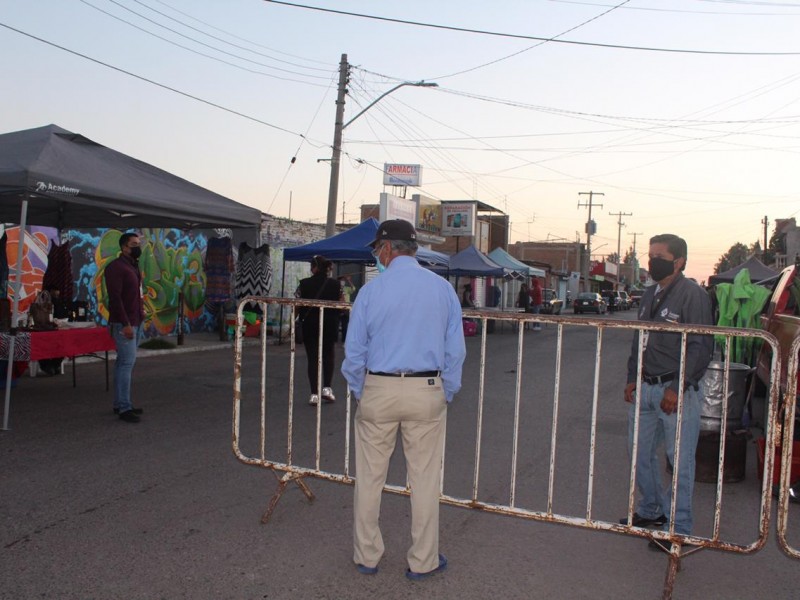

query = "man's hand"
[[123, 325, 135, 340], [624, 382, 637, 404], [660, 387, 679, 415]]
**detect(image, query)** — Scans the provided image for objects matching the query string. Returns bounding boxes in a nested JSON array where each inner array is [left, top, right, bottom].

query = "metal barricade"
[[778, 334, 800, 559], [232, 297, 782, 600]]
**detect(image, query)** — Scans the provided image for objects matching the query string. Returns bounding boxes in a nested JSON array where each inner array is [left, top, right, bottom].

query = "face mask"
[[129, 246, 142, 260], [372, 245, 386, 273], [649, 256, 676, 281]]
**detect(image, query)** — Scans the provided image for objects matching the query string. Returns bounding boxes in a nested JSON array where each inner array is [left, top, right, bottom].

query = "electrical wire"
[[266, 74, 337, 214], [428, 0, 631, 81], [0, 21, 320, 140], [78, 0, 334, 83], [263, 0, 800, 55], [129, 0, 334, 72], [148, 0, 331, 65]]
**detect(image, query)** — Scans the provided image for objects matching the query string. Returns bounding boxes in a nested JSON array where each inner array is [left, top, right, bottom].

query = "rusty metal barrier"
[[777, 335, 800, 559], [232, 297, 782, 600]]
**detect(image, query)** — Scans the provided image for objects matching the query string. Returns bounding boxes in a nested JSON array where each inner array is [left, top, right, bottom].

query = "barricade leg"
[[261, 470, 316, 525]]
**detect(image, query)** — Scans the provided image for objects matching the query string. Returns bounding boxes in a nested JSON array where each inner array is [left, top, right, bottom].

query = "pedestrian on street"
[[338, 274, 357, 343], [104, 232, 145, 423], [621, 233, 713, 549], [296, 255, 342, 406], [528, 278, 543, 331], [342, 219, 467, 580]]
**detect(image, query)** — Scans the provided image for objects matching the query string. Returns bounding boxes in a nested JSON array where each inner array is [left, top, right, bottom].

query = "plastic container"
[[698, 361, 752, 432], [757, 438, 800, 485]]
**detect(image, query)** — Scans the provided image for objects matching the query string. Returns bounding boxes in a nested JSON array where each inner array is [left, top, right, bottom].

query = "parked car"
[[573, 292, 607, 314], [601, 290, 627, 311], [618, 291, 631, 310], [629, 288, 645, 307], [540, 288, 564, 315]]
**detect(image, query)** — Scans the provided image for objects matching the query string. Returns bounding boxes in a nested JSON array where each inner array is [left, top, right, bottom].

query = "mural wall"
[[7, 226, 229, 337]]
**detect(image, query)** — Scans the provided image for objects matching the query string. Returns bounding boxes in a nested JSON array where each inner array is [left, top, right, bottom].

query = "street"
[[2, 309, 800, 600]]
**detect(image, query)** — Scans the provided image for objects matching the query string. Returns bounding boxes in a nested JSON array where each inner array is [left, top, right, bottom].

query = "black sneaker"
[[619, 512, 667, 527], [118, 410, 141, 423], [114, 407, 144, 415]]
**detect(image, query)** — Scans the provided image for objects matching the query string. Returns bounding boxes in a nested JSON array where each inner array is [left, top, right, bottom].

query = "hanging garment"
[[204, 236, 235, 304], [715, 268, 771, 364], [235, 243, 272, 307], [0, 232, 8, 299], [42, 239, 74, 301]]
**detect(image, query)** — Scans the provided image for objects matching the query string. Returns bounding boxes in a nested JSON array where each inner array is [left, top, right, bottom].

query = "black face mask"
[[649, 256, 676, 282], [129, 246, 142, 260]]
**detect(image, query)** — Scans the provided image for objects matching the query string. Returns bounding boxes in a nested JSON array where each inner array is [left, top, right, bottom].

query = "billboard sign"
[[441, 202, 477, 237], [413, 194, 442, 235], [379, 192, 417, 225], [383, 163, 422, 187]]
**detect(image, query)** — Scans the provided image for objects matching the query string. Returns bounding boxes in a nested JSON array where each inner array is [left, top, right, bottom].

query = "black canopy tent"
[[0, 124, 262, 429], [708, 256, 778, 285]]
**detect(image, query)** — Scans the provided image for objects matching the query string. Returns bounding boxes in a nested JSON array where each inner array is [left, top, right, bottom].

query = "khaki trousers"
[[353, 373, 447, 573]]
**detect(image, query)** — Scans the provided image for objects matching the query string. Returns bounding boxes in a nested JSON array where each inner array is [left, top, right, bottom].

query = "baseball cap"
[[368, 219, 417, 248]]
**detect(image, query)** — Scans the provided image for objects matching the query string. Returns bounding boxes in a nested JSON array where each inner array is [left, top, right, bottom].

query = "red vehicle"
[[756, 265, 800, 398]]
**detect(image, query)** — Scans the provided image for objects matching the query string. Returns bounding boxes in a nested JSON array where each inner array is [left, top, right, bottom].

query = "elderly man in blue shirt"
[[342, 219, 466, 581]]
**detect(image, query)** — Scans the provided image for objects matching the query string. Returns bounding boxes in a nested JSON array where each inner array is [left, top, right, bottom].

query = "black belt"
[[368, 370, 440, 378], [642, 372, 675, 385]]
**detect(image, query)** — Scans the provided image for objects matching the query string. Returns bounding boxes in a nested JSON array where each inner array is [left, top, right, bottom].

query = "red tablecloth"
[[0, 327, 116, 361]]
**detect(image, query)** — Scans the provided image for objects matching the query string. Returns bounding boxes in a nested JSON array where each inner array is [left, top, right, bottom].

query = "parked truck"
[[756, 264, 800, 398]]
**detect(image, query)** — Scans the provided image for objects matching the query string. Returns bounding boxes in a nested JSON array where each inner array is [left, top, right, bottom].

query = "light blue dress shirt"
[[341, 255, 466, 402]]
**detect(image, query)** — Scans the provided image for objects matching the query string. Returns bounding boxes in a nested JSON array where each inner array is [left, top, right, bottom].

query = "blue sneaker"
[[406, 554, 447, 581], [356, 563, 378, 575]]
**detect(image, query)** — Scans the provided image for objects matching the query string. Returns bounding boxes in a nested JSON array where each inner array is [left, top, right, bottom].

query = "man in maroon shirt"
[[104, 232, 145, 423]]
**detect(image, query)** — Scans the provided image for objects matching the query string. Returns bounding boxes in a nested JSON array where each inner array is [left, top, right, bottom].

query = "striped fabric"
[[235, 243, 272, 306]]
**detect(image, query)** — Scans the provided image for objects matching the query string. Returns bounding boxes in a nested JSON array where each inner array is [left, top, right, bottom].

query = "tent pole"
[[278, 259, 287, 345], [3, 197, 28, 431]]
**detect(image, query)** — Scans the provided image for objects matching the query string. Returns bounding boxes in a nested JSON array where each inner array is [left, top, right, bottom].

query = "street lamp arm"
[[343, 81, 438, 129]]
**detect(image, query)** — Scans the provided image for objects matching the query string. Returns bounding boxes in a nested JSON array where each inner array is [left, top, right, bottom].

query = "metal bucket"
[[699, 361, 752, 432]]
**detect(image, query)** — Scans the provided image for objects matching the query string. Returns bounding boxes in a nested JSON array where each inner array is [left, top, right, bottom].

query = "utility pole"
[[324, 55, 436, 238], [610, 210, 632, 290], [762, 215, 769, 254], [629, 231, 643, 288], [325, 53, 350, 238], [578, 191, 604, 292], [341, 200, 346, 225]]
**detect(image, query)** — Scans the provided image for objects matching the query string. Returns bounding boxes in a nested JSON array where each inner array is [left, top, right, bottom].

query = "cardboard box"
[[757, 437, 800, 485]]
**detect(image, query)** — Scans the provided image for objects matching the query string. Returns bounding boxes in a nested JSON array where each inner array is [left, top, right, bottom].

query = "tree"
[[606, 251, 620, 264], [714, 242, 749, 274]]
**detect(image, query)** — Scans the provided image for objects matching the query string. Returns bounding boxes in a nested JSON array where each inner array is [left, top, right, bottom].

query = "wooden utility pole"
[[578, 192, 604, 292], [610, 210, 632, 290], [762, 215, 769, 254], [325, 54, 349, 238], [629, 231, 644, 287]]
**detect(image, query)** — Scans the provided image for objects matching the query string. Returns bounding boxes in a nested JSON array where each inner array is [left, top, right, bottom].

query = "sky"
[[2, 0, 800, 283]]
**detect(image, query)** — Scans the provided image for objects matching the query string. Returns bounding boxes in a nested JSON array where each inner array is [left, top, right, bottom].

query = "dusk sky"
[[3, 0, 800, 282]]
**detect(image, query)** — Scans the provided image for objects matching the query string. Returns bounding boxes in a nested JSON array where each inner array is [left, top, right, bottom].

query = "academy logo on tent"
[[35, 181, 80, 196]]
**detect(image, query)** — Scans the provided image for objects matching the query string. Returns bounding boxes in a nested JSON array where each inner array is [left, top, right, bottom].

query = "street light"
[[325, 78, 438, 238]]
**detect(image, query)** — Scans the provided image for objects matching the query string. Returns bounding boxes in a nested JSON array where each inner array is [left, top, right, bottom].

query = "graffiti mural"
[[70, 228, 214, 337], [4, 225, 57, 313]]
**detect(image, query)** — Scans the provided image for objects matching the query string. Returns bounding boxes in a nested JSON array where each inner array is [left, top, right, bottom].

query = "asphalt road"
[[2, 307, 799, 599]]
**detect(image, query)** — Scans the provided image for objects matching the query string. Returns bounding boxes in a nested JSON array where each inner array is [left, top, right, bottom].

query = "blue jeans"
[[627, 381, 701, 536], [111, 323, 142, 413]]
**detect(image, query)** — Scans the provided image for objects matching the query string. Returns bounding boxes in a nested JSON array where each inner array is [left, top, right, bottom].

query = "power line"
[[0, 21, 314, 138], [78, 0, 334, 83], [130, 0, 334, 72], [263, 0, 800, 55]]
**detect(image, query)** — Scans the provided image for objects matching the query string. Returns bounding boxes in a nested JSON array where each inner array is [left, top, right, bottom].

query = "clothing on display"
[[0, 232, 8, 299], [204, 236, 235, 304], [42, 239, 74, 301], [235, 243, 272, 307]]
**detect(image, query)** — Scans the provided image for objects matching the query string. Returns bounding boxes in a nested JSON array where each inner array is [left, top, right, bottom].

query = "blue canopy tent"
[[434, 244, 507, 277], [277, 218, 449, 343], [283, 217, 449, 266], [488, 247, 546, 279]]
